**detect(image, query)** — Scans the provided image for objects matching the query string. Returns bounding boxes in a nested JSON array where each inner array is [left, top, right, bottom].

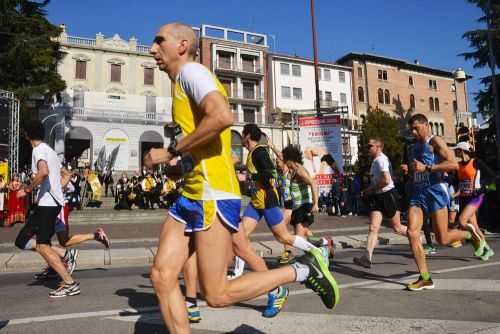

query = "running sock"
[[464, 232, 472, 240], [291, 262, 310, 282], [421, 272, 431, 281], [233, 256, 245, 276], [292, 236, 317, 252], [185, 297, 197, 308]]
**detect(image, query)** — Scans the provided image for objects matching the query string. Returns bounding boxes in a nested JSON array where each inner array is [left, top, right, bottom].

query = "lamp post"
[[310, 0, 321, 117], [453, 68, 467, 141]]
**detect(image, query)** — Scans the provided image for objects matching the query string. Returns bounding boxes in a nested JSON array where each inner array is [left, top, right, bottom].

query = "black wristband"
[[167, 145, 181, 157]]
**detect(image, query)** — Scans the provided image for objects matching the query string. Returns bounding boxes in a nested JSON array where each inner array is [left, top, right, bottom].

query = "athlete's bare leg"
[[390, 211, 407, 236], [458, 205, 485, 239], [407, 206, 427, 275], [183, 249, 198, 301], [232, 226, 268, 272], [366, 211, 383, 260], [432, 207, 469, 245]]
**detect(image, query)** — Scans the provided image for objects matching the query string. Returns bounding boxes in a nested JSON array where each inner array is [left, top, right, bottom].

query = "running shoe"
[[353, 255, 372, 269], [450, 240, 462, 248], [279, 250, 293, 265], [406, 276, 434, 291], [48, 281, 80, 298], [296, 248, 340, 309], [423, 245, 437, 255], [187, 305, 201, 323], [262, 286, 289, 318], [94, 228, 111, 248], [309, 235, 335, 259], [34, 266, 58, 280], [65, 249, 79, 275], [480, 247, 495, 262], [466, 224, 485, 257]]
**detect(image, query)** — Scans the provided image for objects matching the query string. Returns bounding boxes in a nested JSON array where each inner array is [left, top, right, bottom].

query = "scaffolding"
[[0, 89, 20, 177]]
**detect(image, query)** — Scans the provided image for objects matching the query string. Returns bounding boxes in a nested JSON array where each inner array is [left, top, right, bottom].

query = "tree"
[[355, 107, 405, 179], [461, 0, 500, 116], [0, 0, 66, 118]]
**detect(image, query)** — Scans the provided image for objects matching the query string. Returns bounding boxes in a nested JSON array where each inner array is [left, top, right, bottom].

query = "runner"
[[353, 138, 407, 268], [145, 23, 339, 334], [17, 120, 79, 298], [402, 114, 484, 291], [454, 141, 495, 261]]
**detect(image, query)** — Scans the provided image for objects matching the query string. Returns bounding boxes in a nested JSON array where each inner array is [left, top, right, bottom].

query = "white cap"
[[453, 141, 471, 152]]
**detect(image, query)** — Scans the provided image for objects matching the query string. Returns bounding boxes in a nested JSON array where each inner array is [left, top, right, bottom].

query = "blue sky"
[[47, 0, 488, 113]]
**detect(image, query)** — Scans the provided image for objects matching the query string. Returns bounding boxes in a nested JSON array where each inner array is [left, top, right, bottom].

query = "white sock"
[[292, 236, 317, 252], [233, 256, 245, 275], [291, 262, 310, 282], [269, 287, 279, 295]]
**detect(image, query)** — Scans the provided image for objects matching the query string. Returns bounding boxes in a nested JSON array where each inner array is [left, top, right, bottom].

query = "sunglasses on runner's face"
[[367, 144, 376, 148]]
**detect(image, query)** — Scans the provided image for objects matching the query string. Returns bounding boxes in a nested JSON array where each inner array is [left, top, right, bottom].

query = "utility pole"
[[487, 0, 500, 174], [310, 0, 321, 117]]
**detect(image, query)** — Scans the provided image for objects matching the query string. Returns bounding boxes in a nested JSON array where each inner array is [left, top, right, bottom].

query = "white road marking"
[[363, 279, 500, 292], [107, 309, 500, 334], [1, 261, 499, 328]]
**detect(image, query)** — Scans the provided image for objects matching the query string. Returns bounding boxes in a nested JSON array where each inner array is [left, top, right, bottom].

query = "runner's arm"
[[415, 136, 458, 173], [364, 171, 391, 194]]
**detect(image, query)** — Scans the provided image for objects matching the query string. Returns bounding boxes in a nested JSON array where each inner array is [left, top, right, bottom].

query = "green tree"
[[0, 0, 65, 118], [461, 0, 500, 116], [355, 107, 405, 179]]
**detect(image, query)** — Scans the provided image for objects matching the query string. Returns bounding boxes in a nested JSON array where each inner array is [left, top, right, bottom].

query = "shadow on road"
[[223, 324, 267, 333]]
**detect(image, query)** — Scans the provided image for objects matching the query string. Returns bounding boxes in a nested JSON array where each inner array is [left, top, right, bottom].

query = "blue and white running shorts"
[[169, 195, 241, 233], [242, 203, 283, 227], [409, 183, 449, 214]]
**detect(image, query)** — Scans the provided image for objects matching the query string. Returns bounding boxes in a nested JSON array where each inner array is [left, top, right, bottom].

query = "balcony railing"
[[66, 36, 96, 47], [215, 61, 263, 75], [67, 107, 171, 124], [137, 44, 151, 54], [228, 92, 265, 103]]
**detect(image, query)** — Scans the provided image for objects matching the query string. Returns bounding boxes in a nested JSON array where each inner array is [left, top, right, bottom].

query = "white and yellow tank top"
[[172, 63, 240, 201]]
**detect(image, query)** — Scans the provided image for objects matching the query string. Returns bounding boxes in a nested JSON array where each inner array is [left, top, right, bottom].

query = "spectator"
[[5, 174, 26, 227]]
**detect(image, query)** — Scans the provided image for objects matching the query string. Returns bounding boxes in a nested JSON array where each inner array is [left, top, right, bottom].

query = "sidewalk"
[[0, 226, 412, 273]]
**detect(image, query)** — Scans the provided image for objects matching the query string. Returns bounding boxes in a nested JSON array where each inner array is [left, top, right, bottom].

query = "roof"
[[336, 52, 473, 79]]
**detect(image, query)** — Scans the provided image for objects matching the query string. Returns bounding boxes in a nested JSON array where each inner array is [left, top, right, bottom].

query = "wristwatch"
[[167, 145, 181, 157], [425, 164, 433, 172]]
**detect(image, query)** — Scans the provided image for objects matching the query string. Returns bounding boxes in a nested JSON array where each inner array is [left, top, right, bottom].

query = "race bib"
[[459, 180, 473, 195], [414, 171, 430, 187]]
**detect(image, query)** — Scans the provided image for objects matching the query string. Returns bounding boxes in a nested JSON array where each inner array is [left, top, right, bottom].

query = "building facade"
[[50, 25, 172, 171], [337, 53, 472, 143], [268, 54, 358, 166]]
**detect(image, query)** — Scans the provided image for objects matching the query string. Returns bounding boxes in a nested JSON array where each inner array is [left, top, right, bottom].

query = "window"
[[241, 54, 255, 72], [73, 90, 84, 108], [280, 63, 290, 75], [217, 51, 233, 69], [293, 87, 302, 100], [243, 81, 256, 99], [144, 68, 154, 85], [340, 93, 347, 105], [440, 124, 445, 136], [409, 76, 414, 86], [410, 94, 415, 109], [453, 100, 458, 112], [384, 89, 390, 104], [281, 86, 291, 99], [324, 91, 332, 102], [146, 95, 156, 115], [220, 79, 232, 97], [428, 79, 437, 90], [357, 67, 363, 78], [292, 64, 301, 77], [358, 87, 365, 102], [111, 64, 121, 82], [378, 70, 387, 81], [243, 107, 256, 123], [324, 69, 331, 81], [338, 71, 345, 83], [378, 88, 384, 104], [429, 97, 434, 111], [75, 60, 86, 80], [429, 122, 435, 135], [434, 98, 440, 112]]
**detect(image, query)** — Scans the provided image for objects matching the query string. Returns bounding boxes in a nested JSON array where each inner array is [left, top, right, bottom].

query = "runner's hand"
[[143, 148, 171, 168], [412, 159, 426, 173], [400, 164, 409, 174], [312, 203, 319, 213]]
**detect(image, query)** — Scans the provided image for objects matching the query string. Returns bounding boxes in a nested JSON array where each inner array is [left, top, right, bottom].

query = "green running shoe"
[[480, 247, 495, 261], [296, 248, 340, 309]]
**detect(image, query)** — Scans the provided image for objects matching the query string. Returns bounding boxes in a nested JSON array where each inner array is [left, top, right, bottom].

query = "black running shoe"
[[49, 281, 80, 298], [34, 266, 58, 280], [296, 248, 340, 309]]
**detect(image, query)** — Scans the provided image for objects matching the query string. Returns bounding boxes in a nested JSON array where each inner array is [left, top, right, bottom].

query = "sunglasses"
[[367, 144, 376, 148]]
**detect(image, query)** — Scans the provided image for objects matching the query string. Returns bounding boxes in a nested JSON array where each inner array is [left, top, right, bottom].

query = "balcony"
[[67, 107, 171, 125], [214, 59, 264, 78], [227, 92, 265, 105]]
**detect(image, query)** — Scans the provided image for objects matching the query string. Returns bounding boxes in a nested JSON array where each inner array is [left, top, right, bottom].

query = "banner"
[[298, 115, 343, 194]]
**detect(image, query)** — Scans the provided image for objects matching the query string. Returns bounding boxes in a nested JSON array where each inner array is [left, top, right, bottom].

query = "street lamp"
[[453, 68, 467, 141]]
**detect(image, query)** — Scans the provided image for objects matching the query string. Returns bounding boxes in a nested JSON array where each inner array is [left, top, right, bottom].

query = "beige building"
[[337, 53, 472, 143], [48, 24, 172, 171]]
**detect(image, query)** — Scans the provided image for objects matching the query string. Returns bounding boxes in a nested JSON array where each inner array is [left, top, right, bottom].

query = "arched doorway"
[[103, 129, 129, 171], [65, 127, 92, 168], [139, 131, 164, 168]]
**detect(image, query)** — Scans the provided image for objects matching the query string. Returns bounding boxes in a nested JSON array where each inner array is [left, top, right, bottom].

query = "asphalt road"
[[0, 237, 499, 334]]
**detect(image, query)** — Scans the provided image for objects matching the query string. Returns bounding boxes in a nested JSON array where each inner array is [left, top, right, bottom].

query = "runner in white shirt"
[[353, 138, 407, 268]]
